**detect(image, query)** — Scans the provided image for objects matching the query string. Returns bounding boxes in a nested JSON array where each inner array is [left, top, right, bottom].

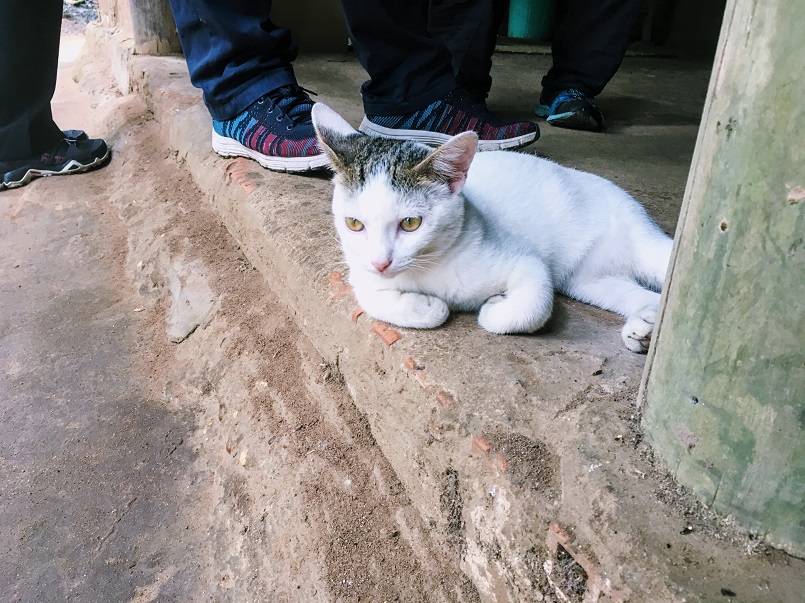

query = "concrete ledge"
[[83, 24, 805, 602]]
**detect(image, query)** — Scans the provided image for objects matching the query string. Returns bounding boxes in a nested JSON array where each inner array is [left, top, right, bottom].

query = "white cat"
[[311, 103, 673, 352]]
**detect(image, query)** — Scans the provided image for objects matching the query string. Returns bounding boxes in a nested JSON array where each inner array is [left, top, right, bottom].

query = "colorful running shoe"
[[359, 89, 539, 151], [1, 137, 110, 191], [212, 84, 329, 173], [535, 89, 605, 132]]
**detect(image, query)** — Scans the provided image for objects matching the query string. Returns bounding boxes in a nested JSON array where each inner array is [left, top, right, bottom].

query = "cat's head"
[[312, 103, 478, 278]]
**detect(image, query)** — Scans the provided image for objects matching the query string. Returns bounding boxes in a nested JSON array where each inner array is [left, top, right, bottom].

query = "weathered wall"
[[98, 0, 180, 55], [641, 0, 804, 556]]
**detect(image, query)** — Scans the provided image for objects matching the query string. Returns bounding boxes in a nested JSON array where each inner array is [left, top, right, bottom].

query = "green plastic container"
[[508, 0, 556, 40]]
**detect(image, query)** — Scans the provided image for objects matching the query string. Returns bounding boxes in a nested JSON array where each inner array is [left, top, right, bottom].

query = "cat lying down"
[[311, 103, 673, 353]]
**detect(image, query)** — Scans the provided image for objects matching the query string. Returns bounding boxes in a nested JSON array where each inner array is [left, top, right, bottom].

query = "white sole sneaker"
[[358, 118, 538, 151], [211, 131, 330, 173], [1, 148, 111, 190]]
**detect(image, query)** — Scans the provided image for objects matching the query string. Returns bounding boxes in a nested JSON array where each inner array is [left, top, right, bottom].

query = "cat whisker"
[[413, 256, 440, 267], [408, 260, 438, 273]]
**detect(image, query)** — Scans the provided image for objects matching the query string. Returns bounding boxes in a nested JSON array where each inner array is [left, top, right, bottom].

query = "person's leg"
[[1, 0, 109, 189], [169, 0, 327, 171], [341, 0, 455, 116], [342, 0, 538, 151], [0, 0, 64, 161], [542, 0, 641, 101], [169, 0, 298, 120], [427, 0, 507, 103], [536, 0, 641, 131]]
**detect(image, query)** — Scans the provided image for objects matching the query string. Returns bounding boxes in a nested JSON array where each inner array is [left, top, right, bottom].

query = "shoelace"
[[263, 85, 318, 127]]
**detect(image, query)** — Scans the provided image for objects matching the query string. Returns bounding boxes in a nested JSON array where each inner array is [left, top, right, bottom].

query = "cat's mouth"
[[369, 263, 403, 278]]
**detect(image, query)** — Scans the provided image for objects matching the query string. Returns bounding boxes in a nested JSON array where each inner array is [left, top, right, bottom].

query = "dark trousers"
[[340, 0, 457, 115], [168, 0, 500, 118], [542, 0, 642, 102], [169, 0, 469, 118], [168, 0, 299, 121], [427, 0, 642, 104], [0, 0, 64, 161], [428, 0, 642, 105], [428, 0, 507, 102], [167, 0, 638, 122], [343, 0, 639, 113]]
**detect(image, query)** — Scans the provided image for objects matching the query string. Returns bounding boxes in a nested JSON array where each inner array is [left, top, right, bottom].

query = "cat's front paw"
[[621, 308, 657, 353], [368, 291, 449, 329], [402, 293, 450, 328]]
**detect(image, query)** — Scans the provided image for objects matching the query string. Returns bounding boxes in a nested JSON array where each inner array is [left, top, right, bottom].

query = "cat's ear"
[[414, 131, 478, 194], [312, 103, 358, 171]]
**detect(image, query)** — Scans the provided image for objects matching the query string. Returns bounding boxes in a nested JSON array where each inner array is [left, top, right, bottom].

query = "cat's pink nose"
[[372, 259, 392, 273]]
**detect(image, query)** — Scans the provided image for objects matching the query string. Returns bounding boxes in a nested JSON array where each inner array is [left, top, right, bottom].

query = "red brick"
[[436, 392, 455, 406], [371, 321, 402, 346], [331, 285, 353, 300], [327, 271, 345, 287], [225, 159, 258, 195], [351, 307, 364, 321], [472, 436, 492, 454]]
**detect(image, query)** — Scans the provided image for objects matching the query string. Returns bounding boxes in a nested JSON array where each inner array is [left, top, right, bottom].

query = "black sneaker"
[[535, 89, 605, 132], [211, 84, 328, 172], [63, 129, 88, 141], [360, 89, 539, 151], [0, 137, 110, 191]]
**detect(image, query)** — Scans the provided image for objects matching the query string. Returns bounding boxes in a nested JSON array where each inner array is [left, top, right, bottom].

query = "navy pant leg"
[[541, 0, 642, 102], [0, 0, 64, 161], [340, 0, 456, 115], [427, 0, 507, 102], [169, 0, 299, 120]]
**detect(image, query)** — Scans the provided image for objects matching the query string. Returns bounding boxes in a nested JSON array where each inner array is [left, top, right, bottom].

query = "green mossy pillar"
[[641, 0, 804, 556]]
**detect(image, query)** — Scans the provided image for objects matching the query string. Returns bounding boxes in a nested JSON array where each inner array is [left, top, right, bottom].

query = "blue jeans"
[[168, 0, 299, 120]]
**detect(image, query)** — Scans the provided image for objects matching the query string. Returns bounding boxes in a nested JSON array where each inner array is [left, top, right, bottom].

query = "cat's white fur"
[[312, 103, 672, 352]]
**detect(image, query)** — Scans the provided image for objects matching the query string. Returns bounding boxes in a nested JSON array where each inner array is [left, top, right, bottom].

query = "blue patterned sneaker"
[[212, 85, 329, 172], [1, 137, 110, 191], [535, 89, 605, 132], [359, 89, 539, 151]]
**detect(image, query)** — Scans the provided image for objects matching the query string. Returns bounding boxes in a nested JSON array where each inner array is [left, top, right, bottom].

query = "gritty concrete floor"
[[0, 51, 202, 601], [2, 25, 804, 603], [0, 198, 204, 601]]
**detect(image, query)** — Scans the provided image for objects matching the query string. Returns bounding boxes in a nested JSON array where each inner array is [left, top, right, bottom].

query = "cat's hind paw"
[[478, 293, 552, 334], [621, 308, 657, 353]]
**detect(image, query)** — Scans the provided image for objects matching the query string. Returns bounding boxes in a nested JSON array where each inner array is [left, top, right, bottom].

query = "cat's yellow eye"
[[400, 216, 422, 232], [345, 217, 365, 232]]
